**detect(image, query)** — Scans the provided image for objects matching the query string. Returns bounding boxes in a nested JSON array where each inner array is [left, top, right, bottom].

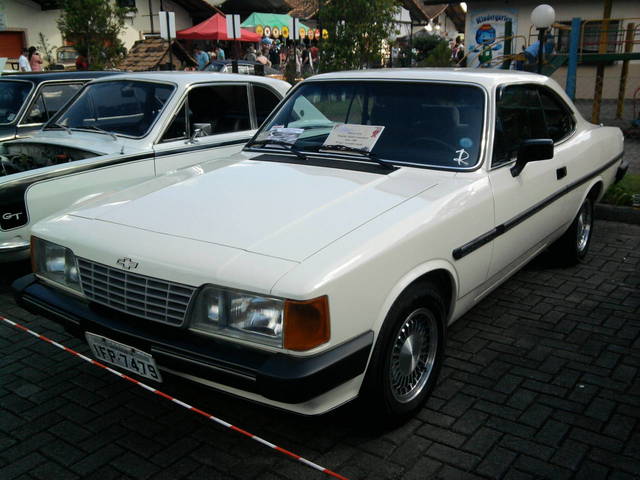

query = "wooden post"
[[502, 21, 512, 69], [591, 0, 613, 123], [616, 22, 635, 119]]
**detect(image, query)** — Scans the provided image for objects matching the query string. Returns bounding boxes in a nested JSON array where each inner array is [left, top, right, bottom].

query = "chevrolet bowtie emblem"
[[116, 258, 139, 270]]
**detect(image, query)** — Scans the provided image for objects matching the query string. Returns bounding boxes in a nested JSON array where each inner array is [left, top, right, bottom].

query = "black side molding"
[[453, 152, 624, 260]]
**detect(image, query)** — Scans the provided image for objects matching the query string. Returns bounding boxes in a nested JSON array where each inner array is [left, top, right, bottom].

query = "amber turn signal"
[[283, 296, 330, 351]]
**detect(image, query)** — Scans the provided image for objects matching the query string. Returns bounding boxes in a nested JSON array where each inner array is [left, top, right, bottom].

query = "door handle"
[[556, 167, 567, 180]]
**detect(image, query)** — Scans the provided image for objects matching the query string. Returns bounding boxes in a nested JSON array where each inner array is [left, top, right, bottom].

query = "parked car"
[[208, 60, 284, 79], [13, 70, 625, 420], [0, 71, 118, 143], [0, 71, 289, 261]]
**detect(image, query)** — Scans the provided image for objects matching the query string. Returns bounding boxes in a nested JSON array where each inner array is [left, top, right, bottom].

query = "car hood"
[[7, 130, 147, 156], [70, 157, 442, 262], [0, 125, 17, 143]]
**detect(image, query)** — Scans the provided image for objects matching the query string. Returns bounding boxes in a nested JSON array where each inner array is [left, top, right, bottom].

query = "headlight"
[[191, 285, 284, 347], [191, 286, 330, 350], [31, 236, 81, 293]]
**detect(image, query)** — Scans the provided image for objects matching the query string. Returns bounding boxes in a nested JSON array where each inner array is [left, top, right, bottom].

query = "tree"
[[419, 41, 453, 68], [57, 0, 133, 69], [37, 33, 58, 69], [413, 33, 447, 63], [319, 0, 399, 72]]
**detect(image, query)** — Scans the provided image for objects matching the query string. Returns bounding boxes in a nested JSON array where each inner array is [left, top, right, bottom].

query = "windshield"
[[0, 81, 33, 125], [51, 80, 175, 137], [252, 81, 485, 170]]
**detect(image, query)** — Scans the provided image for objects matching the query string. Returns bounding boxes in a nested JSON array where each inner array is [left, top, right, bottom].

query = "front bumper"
[[0, 239, 30, 263], [13, 274, 373, 407]]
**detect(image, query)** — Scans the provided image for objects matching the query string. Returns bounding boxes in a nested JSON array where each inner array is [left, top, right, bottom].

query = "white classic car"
[[1, 72, 290, 261], [14, 69, 626, 420]]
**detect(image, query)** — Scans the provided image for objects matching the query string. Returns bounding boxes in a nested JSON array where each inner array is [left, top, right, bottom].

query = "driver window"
[[492, 85, 547, 167], [24, 94, 47, 124], [161, 85, 251, 142], [189, 84, 251, 135], [161, 101, 188, 142], [23, 84, 83, 125]]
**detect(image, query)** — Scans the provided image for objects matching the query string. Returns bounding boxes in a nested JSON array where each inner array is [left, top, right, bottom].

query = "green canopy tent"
[[241, 12, 310, 34]]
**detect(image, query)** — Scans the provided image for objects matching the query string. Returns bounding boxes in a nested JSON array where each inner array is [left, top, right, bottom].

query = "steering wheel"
[[407, 136, 466, 166], [407, 136, 457, 154]]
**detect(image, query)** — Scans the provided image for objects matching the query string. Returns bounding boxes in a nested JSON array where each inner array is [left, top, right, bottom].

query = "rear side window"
[[538, 88, 575, 142]]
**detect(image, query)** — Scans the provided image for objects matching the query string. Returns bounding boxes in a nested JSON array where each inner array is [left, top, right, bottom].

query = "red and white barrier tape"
[[0, 315, 349, 480]]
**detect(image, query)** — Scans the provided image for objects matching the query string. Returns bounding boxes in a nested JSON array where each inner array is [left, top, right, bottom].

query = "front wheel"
[[360, 281, 446, 423], [550, 196, 594, 265]]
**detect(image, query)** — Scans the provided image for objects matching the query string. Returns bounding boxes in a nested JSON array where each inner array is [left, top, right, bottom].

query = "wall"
[[1, 0, 193, 61], [466, 0, 640, 98]]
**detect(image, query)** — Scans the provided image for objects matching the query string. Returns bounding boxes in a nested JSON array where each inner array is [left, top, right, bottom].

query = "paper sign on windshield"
[[266, 127, 304, 144], [322, 124, 385, 152]]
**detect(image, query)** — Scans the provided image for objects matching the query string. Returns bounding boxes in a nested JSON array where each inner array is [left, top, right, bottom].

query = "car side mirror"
[[511, 139, 554, 177], [187, 123, 212, 143]]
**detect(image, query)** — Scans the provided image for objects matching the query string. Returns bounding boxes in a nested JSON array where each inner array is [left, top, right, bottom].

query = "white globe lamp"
[[531, 4, 556, 29]]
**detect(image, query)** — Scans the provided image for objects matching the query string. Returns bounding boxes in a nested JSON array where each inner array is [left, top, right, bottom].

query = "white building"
[[0, 0, 215, 63]]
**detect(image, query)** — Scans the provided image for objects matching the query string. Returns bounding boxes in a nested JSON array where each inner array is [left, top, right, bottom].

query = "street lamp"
[[531, 4, 555, 74]]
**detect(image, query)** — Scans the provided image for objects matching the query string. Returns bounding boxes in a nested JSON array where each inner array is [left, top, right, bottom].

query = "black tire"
[[550, 196, 594, 266], [359, 280, 446, 423]]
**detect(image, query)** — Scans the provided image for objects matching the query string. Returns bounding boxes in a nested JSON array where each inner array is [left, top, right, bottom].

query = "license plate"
[[85, 332, 162, 382]]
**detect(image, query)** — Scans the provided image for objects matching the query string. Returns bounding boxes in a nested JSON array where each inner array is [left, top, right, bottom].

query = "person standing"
[[215, 44, 225, 61], [18, 48, 31, 72], [244, 45, 257, 62], [194, 47, 209, 71], [75, 49, 89, 70], [28, 46, 43, 72], [256, 47, 271, 67]]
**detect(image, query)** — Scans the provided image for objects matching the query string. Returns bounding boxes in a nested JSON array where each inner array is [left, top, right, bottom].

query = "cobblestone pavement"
[[1, 219, 638, 480]]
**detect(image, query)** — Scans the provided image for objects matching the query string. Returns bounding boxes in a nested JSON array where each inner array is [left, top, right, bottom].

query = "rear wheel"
[[360, 281, 446, 423], [550, 196, 594, 265]]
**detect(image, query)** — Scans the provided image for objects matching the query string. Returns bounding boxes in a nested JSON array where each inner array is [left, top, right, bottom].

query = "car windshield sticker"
[[453, 148, 470, 166], [7, 113, 16, 122], [266, 127, 304, 144], [460, 137, 473, 148], [322, 124, 385, 152]]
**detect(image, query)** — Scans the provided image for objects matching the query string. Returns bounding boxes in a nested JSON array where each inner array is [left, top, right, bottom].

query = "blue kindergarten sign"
[[465, 8, 518, 68]]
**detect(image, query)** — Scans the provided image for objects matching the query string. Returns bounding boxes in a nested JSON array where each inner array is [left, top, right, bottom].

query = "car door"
[[153, 83, 256, 174], [487, 83, 575, 279], [17, 82, 84, 137]]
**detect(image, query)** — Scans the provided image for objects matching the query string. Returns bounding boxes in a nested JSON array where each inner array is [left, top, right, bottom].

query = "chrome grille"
[[78, 258, 196, 326]]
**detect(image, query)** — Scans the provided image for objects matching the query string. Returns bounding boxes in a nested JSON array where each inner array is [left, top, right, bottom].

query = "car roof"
[[307, 68, 551, 89], [87, 70, 290, 90], [0, 71, 119, 84]]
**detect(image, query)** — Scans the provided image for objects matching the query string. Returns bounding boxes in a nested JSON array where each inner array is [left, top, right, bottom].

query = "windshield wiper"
[[81, 124, 118, 141], [47, 122, 72, 135], [246, 139, 307, 160], [317, 144, 395, 170]]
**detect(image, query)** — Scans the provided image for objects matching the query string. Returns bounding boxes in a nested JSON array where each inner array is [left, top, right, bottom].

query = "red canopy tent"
[[176, 13, 261, 42]]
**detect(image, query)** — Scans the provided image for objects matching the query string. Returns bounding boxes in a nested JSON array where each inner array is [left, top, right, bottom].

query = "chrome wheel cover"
[[576, 201, 592, 253], [390, 308, 438, 403]]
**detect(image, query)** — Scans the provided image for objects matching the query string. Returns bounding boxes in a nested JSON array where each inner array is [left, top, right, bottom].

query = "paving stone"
[[1, 220, 639, 479], [427, 443, 480, 471], [551, 439, 589, 472], [0, 453, 47, 480], [476, 446, 517, 478]]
